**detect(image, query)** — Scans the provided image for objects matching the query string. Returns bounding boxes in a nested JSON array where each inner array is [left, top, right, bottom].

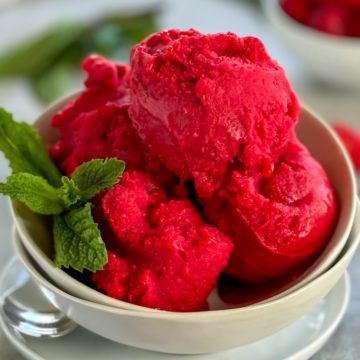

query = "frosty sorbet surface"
[[50, 29, 337, 311]]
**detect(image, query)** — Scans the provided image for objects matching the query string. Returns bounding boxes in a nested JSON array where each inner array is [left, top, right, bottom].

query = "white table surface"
[[0, 0, 360, 359]]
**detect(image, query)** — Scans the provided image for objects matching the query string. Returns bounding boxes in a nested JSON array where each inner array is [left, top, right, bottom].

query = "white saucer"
[[0, 257, 350, 360]]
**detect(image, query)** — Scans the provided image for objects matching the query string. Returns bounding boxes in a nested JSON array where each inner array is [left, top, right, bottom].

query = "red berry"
[[307, 4, 349, 35], [341, 0, 360, 8], [348, 12, 360, 37], [313, 0, 360, 8], [332, 123, 360, 172], [280, 0, 311, 24]]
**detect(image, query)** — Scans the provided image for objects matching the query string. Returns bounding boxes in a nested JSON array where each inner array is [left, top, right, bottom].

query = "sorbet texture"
[[129, 29, 299, 197], [50, 29, 337, 311], [92, 171, 233, 312], [204, 141, 336, 282]]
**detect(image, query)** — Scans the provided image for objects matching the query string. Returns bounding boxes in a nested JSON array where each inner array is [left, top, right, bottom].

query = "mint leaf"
[[0, 111, 125, 274], [0, 109, 62, 187], [71, 158, 125, 200], [0, 22, 85, 77], [60, 176, 81, 207], [53, 203, 107, 272], [0, 173, 65, 215]]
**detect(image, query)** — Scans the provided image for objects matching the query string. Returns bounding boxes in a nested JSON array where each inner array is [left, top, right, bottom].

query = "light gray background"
[[0, 0, 360, 358]]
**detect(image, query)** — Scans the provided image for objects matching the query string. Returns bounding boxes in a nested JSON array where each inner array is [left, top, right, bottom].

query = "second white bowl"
[[12, 198, 360, 354], [263, 0, 360, 89]]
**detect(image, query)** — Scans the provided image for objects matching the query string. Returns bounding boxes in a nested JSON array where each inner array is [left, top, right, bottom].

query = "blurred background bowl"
[[12, 203, 360, 354], [262, 0, 360, 90]]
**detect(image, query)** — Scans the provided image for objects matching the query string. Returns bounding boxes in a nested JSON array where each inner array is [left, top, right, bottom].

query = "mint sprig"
[[53, 204, 107, 272], [0, 108, 125, 272], [60, 177, 81, 207], [0, 109, 62, 187], [0, 173, 66, 215], [71, 158, 125, 200]]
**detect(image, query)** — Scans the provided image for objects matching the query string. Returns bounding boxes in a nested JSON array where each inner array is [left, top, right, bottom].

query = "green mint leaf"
[[31, 62, 78, 104], [0, 173, 65, 215], [0, 109, 62, 187], [53, 203, 107, 272], [0, 22, 85, 77], [71, 158, 125, 200], [60, 176, 81, 207]]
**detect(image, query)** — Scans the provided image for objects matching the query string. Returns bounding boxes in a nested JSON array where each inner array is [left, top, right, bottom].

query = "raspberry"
[[332, 123, 360, 172], [281, 0, 311, 24], [307, 4, 349, 35]]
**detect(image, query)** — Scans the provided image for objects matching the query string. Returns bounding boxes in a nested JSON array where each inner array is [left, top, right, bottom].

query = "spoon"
[[1, 278, 77, 338]]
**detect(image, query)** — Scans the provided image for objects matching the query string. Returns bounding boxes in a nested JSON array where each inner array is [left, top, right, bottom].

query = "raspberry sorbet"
[[50, 29, 337, 311]]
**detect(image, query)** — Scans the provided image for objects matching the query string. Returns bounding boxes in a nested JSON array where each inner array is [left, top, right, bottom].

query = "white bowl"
[[12, 199, 360, 354], [263, 0, 360, 90], [11, 95, 357, 310]]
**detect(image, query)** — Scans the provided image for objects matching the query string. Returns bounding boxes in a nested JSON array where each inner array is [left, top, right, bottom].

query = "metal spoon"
[[1, 278, 77, 338]]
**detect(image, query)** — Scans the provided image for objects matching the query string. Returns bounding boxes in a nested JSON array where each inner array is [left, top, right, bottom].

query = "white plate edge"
[[0, 257, 351, 360], [285, 272, 351, 360]]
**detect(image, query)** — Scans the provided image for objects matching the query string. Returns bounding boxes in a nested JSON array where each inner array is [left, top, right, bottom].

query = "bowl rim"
[[298, 103, 358, 250], [12, 197, 360, 320], [252, 103, 358, 302], [263, 0, 360, 47], [0, 252, 352, 357]]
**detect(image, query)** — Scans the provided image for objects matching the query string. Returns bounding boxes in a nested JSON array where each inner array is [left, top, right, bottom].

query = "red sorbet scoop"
[[129, 29, 299, 197], [203, 141, 336, 282], [49, 55, 174, 186], [92, 171, 233, 312], [48, 31, 337, 305]]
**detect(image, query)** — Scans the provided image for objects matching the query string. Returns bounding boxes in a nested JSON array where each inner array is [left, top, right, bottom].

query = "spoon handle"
[[1, 278, 77, 338]]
